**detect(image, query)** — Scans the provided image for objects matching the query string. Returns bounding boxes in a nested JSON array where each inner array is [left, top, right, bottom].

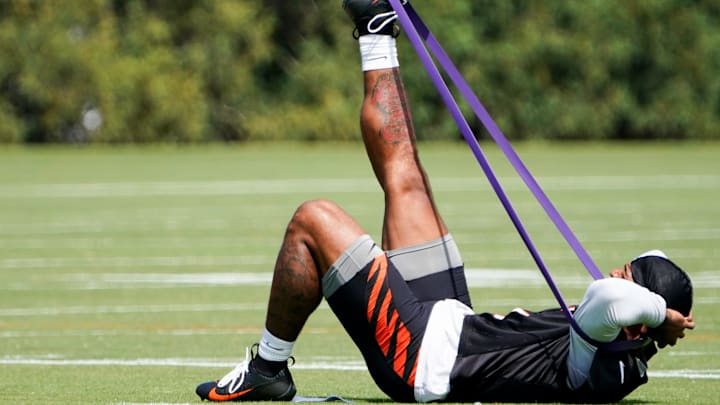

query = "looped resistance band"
[[389, 0, 646, 351]]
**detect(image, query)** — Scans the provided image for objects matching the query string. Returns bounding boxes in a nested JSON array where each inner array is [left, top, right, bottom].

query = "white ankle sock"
[[359, 35, 399, 72], [258, 328, 294, 362]]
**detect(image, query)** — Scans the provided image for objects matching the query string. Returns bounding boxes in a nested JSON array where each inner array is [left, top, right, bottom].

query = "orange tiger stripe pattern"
[[366, 255, 417, 386]]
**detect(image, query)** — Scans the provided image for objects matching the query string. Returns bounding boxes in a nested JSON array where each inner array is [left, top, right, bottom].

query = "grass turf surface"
[[0, 142, 718, 404]]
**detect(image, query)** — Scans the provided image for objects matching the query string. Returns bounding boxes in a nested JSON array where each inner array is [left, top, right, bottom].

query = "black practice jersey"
[[446, 307, 656, 403]]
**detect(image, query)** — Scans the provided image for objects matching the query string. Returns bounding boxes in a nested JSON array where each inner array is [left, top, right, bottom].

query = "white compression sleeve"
[[566, 278, 666, 389]]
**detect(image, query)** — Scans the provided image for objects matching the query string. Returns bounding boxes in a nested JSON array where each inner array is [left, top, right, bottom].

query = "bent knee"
[[295, 198, 343, 215], [288, 199, 365, 255], [291, 199, 347, 227]]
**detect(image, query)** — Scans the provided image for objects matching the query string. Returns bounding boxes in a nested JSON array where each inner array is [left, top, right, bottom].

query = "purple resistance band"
[[389, 0, 646, 351]]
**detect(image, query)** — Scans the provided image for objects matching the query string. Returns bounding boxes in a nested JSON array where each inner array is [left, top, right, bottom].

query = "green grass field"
[[1, 142, 718, 404]]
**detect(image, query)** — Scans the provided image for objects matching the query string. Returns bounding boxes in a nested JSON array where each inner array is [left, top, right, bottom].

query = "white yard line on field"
[[0, 356, 367, 370], [649, 370, 720, 379], [0, 355, 718, 379], [0, 255, 271, 269], [0, 303, 266, 317], [112, 403, 191, 405], [0, 329, 261, 338], [4, 268, 720, 292]]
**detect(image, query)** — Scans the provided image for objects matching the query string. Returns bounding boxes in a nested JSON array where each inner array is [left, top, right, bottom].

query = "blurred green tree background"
[[1, 0, 719, 143]]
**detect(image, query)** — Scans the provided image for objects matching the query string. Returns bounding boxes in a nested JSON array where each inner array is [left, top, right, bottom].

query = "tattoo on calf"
[[372, 71, 415, 144]]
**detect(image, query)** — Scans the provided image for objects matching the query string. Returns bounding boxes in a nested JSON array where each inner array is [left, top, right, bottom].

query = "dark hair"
[[630, 256, 693, 316]]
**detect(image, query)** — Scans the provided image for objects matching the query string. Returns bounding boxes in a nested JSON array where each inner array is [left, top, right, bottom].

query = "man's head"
[[609, 250, 695, 347], [630, 252, 693, 316], [608, 250, 693, 316]]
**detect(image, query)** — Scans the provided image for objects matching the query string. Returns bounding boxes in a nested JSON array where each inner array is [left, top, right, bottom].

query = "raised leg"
[[361, 68, 448, 250], [196, 3, 463, 401]]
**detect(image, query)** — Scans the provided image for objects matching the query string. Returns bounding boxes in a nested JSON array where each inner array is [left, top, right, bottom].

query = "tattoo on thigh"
[[372, 71, 415, 144]]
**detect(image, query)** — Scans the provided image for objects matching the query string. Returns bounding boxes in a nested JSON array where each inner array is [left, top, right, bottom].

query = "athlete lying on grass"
[[195, 1, 695, 402]]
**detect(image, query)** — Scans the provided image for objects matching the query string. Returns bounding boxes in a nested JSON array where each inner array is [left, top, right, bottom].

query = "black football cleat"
[[196, 347, 296, 402], [342, 0, 406, 37]]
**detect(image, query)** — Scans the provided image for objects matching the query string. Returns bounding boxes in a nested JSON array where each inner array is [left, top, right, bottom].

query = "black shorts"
[[322, 235, 470, 402]]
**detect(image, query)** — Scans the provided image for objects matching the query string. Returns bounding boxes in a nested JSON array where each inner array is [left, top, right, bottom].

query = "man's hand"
[[649, 309, 695, 348]]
